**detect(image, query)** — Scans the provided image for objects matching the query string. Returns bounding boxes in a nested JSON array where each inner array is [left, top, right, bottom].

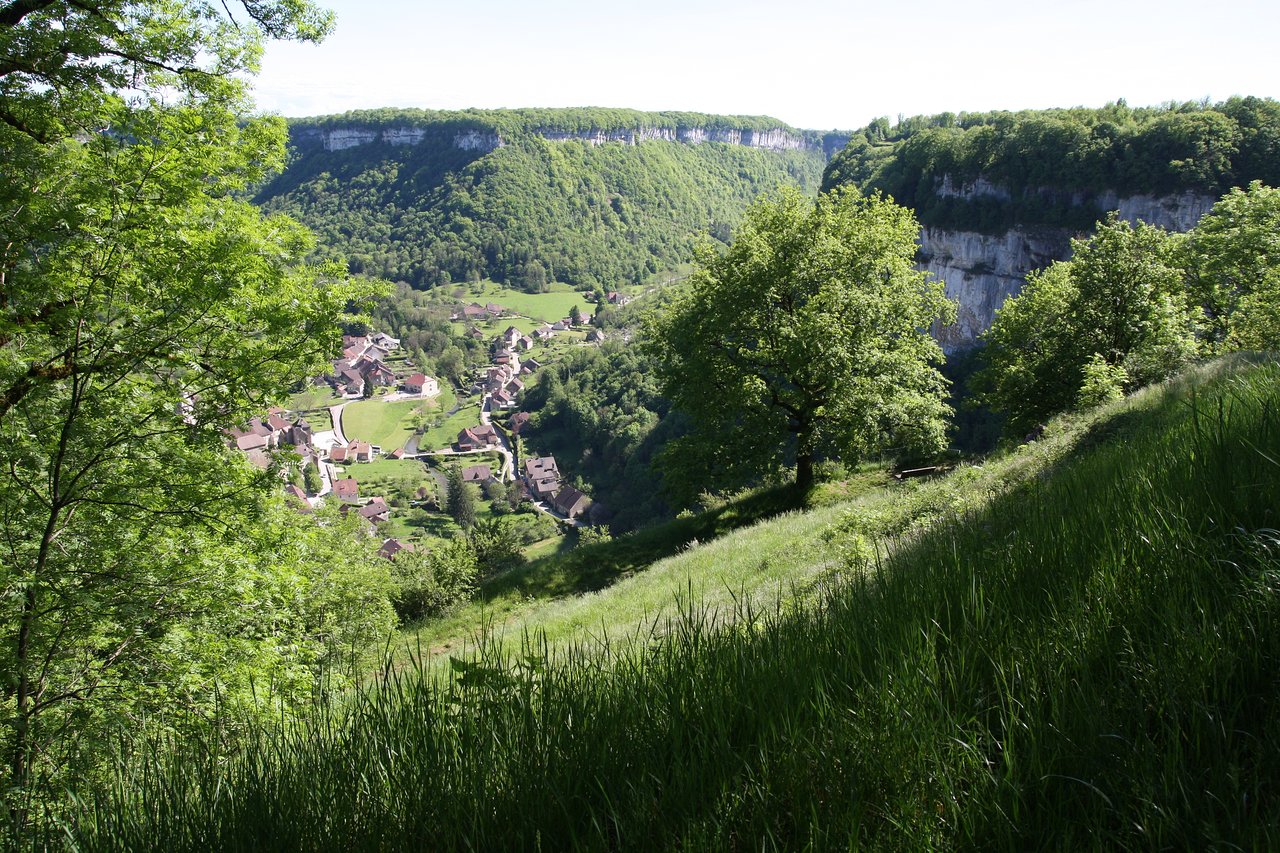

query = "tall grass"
[[72, 357, 1280, 850]]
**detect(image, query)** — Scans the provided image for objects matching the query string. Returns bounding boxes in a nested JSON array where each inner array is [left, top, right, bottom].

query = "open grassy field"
[[342, 393, 449, 451], [75, 357, 1280, 851], [464, 281, 590, 324], [416, 401, 483, 452]]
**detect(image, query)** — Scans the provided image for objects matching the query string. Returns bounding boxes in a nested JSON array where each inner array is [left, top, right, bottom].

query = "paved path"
[[328, 403, 348, 446]]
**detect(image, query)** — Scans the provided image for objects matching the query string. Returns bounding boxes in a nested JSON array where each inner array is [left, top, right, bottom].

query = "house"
[[353, 356, 395, 387], [289, 418, 314, 448], [284, 484, 310, 504], [378, 538, 415, 560], [510, 412, 531, 436], [500, 326, 523, 348], [266, 413, 292, 433], [467, 326, 487, 340], [485, 302, 507, 317], [533, 326, 556, 341], [552, 486, 591, 519], [607, 291, 630, 306], [389, 448, 406, 460], [457, 424, 498, 451], [504, 377, 525, 395], [370, 332, 400, 351], [524, 455, 561, 499], [491, 388, 516, 409], [517, 335, 534, 351], [358, 496, 391, 524], [520, 358, 542, 375], [455, 303, 488, 321], [586, 329, 605, 344], [404, 373, 439, 396], [235, 433, 269, 453], [462, 464, 492, 483], [551, 320, 570, 332], [330, 440, 374, 464], [525, 455, 560, 481], [334, 477, 360, 502]]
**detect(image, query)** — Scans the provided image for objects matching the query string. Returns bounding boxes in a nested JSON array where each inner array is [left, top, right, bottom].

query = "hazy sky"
[[253, 0, 1280, 130]]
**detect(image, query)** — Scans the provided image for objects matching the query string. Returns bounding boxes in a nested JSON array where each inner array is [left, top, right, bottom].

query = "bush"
[[390, 539, 478, 622]]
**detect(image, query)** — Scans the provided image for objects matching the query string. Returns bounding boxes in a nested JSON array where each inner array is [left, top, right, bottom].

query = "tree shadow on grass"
[[480, 485, 806, 602]]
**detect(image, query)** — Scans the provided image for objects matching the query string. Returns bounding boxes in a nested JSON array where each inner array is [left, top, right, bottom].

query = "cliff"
[[924, 177, 1217, 350], [292, 122, 823, 155], [284, 107, 847, 156]]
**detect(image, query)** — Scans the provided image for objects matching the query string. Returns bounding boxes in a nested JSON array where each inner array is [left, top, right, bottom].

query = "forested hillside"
[[255, 108, 830, 289], [823, 97, 1280, 233]]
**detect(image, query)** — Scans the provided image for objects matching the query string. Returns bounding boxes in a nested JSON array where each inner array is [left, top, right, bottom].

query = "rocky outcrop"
[[922, 226, 1067, 351], [295, 123, 820, 154], [925, 177, 1217, 350]]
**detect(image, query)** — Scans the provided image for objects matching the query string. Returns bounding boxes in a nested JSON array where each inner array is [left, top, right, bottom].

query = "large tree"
[[0, 0, 393, 829], [647, 187, 955, 498], [973, 214, 1196, 435]]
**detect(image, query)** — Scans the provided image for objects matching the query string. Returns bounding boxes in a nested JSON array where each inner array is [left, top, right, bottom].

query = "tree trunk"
[[796, 452, 815, 494], [795, 425, 815, 495]]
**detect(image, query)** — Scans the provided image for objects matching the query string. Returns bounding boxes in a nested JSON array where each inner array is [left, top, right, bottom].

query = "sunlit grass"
[[74, 356, 1280, 851]]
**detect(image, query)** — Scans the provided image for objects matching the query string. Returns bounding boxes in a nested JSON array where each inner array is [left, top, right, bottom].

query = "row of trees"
[[823, 98, 1280, 233], [973, 182, 1280, 433]]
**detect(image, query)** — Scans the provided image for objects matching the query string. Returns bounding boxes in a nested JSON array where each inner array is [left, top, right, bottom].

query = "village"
[[224, 293, 626, 561]]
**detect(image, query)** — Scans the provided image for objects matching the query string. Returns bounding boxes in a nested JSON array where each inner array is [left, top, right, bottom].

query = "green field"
[[343, 397, 437, 450], [287, 384, 339, 416], [416, 401, 483, 452], [88, 357, 1280, 849], [468, 282, 589, 324]]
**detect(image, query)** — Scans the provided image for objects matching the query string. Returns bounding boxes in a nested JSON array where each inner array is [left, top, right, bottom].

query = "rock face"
[[922, 226, 1067, 351], [295, 123, 820, 154], [924, 177, 1217, 350]]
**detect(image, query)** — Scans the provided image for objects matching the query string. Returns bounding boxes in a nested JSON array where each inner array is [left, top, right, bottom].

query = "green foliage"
[[0, 0, 389, 832], [521, 338, 681, 531], [1184, 181, 1280, 348], [469, 517, 525, 576], [823, 97, 1280, 233], [445, 466, 477, 529], [647, 186, 955, 498], [302, 461, 323, 494], [256, 112, 827, 289], [390, 539, 478, 623], [1077, 354, 1128, 408], [973, 215, 1196, 435]]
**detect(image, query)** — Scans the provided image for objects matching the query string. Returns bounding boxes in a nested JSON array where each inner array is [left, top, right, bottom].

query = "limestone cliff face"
[[294, 123, 819, 154], [921, 226, 1067, 350], [924, 177, 1217, 350], [292, 125, 504, 153]]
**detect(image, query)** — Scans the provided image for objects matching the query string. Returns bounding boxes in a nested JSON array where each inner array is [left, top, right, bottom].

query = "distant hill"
[[256, 108, 843, 289]]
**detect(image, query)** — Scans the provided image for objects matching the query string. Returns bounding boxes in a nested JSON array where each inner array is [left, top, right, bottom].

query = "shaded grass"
[[70, 356, 1280, 850]]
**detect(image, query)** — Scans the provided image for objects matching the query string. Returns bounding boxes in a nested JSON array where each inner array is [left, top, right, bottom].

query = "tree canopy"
[[647, 187, 954, 498], [0, 0, 392, 833]]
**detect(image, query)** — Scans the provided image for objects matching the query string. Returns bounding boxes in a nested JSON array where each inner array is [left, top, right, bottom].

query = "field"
[[341, 390, 452, 451], [415, 400, 483, 452], [462, 281, 591, 324]]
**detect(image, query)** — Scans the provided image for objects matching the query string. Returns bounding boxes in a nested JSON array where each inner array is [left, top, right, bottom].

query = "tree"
[[973, 214, 1196, 435], [1184, 181, 1280, 349], [569, 304, 583, 326], [647, 187, 955, 498], [390, 539, 478, 622], [0, 0, 385, 827], [445, 465, 477, 529]]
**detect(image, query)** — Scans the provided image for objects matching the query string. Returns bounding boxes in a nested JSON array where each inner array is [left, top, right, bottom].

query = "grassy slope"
[[81, 356, 1280, 850]]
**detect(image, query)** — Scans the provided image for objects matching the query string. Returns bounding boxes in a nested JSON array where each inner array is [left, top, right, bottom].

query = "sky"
[[253, 0, 1280, 130]]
